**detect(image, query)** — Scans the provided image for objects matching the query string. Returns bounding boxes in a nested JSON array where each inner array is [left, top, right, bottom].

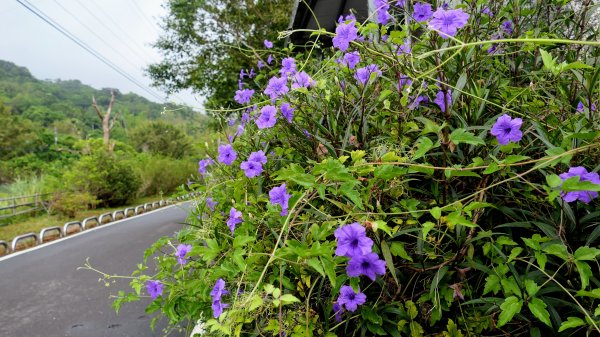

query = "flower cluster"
[[175, 244, 192, 265], [210, 279, 229, 318], [335, 223, 386, 281], [559, 167, 600, 204], [269, 183, 291, 216], [240, 150, 267, 178]]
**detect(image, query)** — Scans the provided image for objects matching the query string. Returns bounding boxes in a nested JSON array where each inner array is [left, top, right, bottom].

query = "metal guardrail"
[[63, 221, 83, 236], [112, 210, 125, 221], [124, 208, 135, 218], [159, 200, 166, 207], [152, 201, 160, 209], [39, 226, 63, 243], [144, 203, 153, 211], [98, 213, 113, 225], [0, 240, 9, 256], [11, 233, 38, 252], [135, 205, 145, 215], [82, 217, 99, 230]]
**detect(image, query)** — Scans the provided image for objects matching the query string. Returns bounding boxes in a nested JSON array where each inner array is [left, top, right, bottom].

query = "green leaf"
[[540, 49, 557, 74], [405, 300, 418, 319], [501, 278, 522, 297], [248, 295, 264, 311], [544, 147, 572, 166], [535, 252, 547, 270], [361, 307, 383, 324], [543, 244, 569, 260], [390, 242, 413, 261], [233, 235, 255, 248], [274, 164, 316, 187], [340, 182, 364, 210], [528, 297, 551, 327], [279, 294, 301, 304], [351, 150, 366, 162], [313, 159, 354, 182], [320, 257, 337, 287], [306, 258, 325, 277], [575, 260, 592, 289], [416, 117, 444, 135], [502, 155, 530, 164], [422, 221, 435, 240], [373, 220, 393, 236], [413, 137, 435, 160], [558, 317, 586, 332], [545, 174, 562, 188], [508, 247, 523, 262], [381, 241, 399, 285], [497, 296, 523, 327], [483, 162, 501, 174], [449, 128, 485, 146], [524, 279, 540, 297], [483, 274, 501, 295], [430, 207, 442, 220], [447, 212, 477, 228], [374, 165, 406, 180], [561, 176, 600, 192], [574, 247, 600, 261]]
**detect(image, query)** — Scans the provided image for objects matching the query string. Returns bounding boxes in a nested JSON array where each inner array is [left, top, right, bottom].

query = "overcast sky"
[[0, 0, 203, 109]]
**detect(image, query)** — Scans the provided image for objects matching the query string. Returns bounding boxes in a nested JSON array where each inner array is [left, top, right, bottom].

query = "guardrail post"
[[0, 240, 9, 256], [11, 233, 38, 252]]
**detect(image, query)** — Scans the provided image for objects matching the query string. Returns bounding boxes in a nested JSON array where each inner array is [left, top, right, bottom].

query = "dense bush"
[[48, 192, 98, 218], [112, 1, 600, 336], [133, 154, 197, 197], [65, 150, 141, 207]]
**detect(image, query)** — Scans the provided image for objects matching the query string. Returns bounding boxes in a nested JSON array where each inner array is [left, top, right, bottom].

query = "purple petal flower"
[[397, 40, 412, 55], [146, 280, 164, 300], [269, 183, 291, 216], [257, 60, 264, 69], [248, 68, 255, 78], [212, 300, 229, 318], [346, 252, 386, 281], [332, 20, 358, 51], [280, 57, 297, 77], [267, 54, 274, 65], [501, 20, 513, 35], [334, 222, 373, 258], [340, 51, 360, 69], [264, 39, 273, 49], [211, 278, 229, 318], [428, 8, 470, 38], [333, 301, 344, 322], [337, 285, 366, 312], [218, 144, 237, 165], [409, 95, 429, 110], [239, 69, 246, 79], [482, 6, 493, 16], [175, 244, 192, 265], [374, 0, 392, 25], [398, 75, 413, 91], [354, 64, 381, 85], [434, 89, 452, 112], [413, 2, 434, 22], [227, 207, 243, 233], [198, 158, 214, 176], [303, 129, 311, 138], [248, 150, 267, 164], [240, 159, 263, 178], [577, 102, 585, 113], [256, 105, 278, 129], [291, 71, 315, 89], [559, 167, 600, 204], [264, 76, 289, 100], [206, 197, 218, 211], [490, 114, 523, 145], [280, 103, 295, 123], [396, 0, 406, 8], [236, 124, 245, 136]]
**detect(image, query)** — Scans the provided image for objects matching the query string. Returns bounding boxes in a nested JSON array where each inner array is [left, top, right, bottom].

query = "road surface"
[[0, 202, 191, 337]]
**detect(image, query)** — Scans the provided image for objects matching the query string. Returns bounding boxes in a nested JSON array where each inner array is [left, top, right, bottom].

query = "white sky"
[[0, 0, 204, 109]]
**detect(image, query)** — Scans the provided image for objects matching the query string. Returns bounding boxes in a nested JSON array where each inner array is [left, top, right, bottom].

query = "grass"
[[0, 195, 162, 242]]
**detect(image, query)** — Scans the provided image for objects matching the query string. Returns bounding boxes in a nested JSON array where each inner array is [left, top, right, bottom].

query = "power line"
[[15, 0, 165, 102], [130, 0, 161, 36]]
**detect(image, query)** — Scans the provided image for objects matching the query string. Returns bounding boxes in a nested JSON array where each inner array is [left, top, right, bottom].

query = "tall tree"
[[91, 90, 119, 152], [147, 0, 294, 109]]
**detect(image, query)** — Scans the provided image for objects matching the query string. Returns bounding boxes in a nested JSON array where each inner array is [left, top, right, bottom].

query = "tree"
[[131, 121, 193, 159], [91, 90, 120, 152], [147, 0, 294, 109]]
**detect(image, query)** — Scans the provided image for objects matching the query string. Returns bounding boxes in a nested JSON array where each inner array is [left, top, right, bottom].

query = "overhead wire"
[[14, 0, 166, 102]]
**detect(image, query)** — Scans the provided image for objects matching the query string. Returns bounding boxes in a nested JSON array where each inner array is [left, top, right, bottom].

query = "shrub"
[[110, 2, 600, 336], [133, 154, 197, 197], [64, 151, 140, 207], [48, 192, 98, 218]]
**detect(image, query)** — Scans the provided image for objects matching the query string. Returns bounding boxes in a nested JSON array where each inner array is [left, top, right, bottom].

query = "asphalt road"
[[0, 202, 191, 337]]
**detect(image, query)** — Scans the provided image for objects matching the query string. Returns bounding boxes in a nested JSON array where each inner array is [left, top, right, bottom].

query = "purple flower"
[[264, 39, 273, 49], [396, 0, 406, 8], [303, 129, 311, 138], [482, 6, 493, 16], [227, 207, 243, 233], [291, 71, 315, 89], [239, 69, 246, 79], [175, 244, 192, 265], [337, 14, 356, 23], [280, 57, 297, 77], [332, 20, 358, 51], [269, 183, 291, 216], [241, 112, 251, 124], [280, 103, 295, 123], [206, 197, 218, 211], [341, 51, 360, 69], [256, 105, 278, 129], [257, 60, 264, 69], [347, 252, 386, 280], [267, 54, 274, 65], [577, 101, 585, 113], [248, 68, 255, 78], [264, 76, 289, 100], [397, 40, 412, 55], [374, 0, 392, 25], [218, 144, 237, 165], [198, 158, 214, 176], [434, 89, 452, 112], [334, 222, 373, 258], [240, 160, 263, 178], [413, 2, 434, 22], [146, 280, 164, 300], [501, 20, 513, 35], [428, 8, 470, 39], [236, 124, 245, 136], [211, 278, 229, 318], [490, 114, 523, 145], [248, 150, 267, 164], [337, 285, 366, 312], [398, 75, 413, 91], [409, 95, 429, 110], [332, 302, 344, 322], [355, 64, 381, 85], [559, 167, 600, 204]]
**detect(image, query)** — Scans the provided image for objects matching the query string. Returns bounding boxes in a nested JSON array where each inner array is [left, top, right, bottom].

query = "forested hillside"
[[0, 59, 211, 185]]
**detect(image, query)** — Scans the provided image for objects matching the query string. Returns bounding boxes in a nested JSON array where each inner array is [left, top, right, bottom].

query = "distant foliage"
[[131, 121, 193, 159], [49, 192, 98, 218]]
